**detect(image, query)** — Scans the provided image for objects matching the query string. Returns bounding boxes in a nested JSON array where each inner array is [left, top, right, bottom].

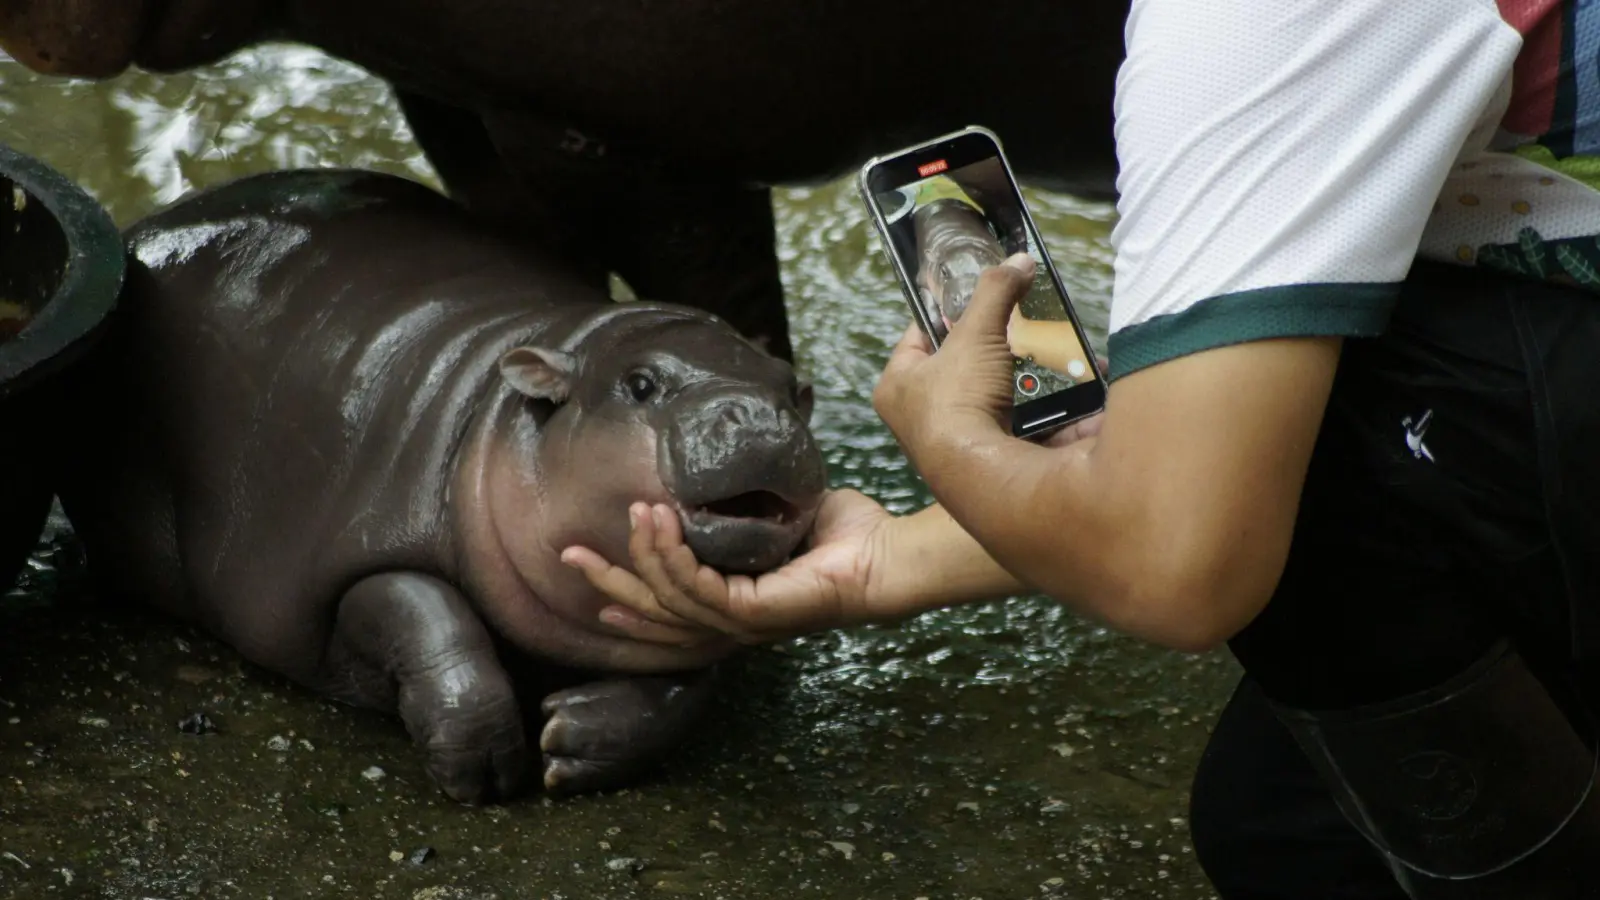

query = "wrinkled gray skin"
[[51, 168, 827, 805], [0, 0, 1129, 362]]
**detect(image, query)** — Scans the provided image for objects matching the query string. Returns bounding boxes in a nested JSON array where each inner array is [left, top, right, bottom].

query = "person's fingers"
[[905, 319, 935, 354], [875, 322, 931, 421], [641, 505, 755, 635], [1095, 355, 1110, 377], [1039, 411, 1105, 449], [883, 321, 932, 377], [596, 604, 719, 647], [562, 540, 698, 630], [651, 505, 730, 608], [946, 253, 1034, 347], [622, 504, 713, 629]]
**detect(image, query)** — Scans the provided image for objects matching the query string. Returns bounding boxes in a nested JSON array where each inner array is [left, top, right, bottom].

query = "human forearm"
[[861, 501, 1030, 623], [911, 427, 1232, 651], [907, 428, 1161, 634], [899, 341, 1339, 652]]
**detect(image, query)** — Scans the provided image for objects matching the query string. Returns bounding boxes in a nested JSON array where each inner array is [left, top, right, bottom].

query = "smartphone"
[[858, 126, 1106, 440]]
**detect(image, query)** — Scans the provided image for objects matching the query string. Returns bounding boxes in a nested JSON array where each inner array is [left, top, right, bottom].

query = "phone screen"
[[862, 128, 1105, 437]]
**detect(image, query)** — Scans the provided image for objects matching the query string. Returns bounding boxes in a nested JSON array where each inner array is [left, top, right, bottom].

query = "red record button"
[[1016, 372, 1041, 396]]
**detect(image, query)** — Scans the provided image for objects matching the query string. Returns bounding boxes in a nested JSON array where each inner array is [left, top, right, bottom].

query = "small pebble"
[[78, 716, 110, 729], [824, 841, 855, 860], [363, 766, 387, 781], [388, 851, 403, 863], [266, 735, 291, 752], [956, 801, 980, 813], [6, 717, 17, 725], [605, 857, 639, 872], [408, 847, 435, 866], [177, 712, 217, 735]]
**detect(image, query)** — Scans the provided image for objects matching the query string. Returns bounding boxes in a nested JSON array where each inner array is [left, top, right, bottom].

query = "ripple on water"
[[0, 45, 1233, 899]]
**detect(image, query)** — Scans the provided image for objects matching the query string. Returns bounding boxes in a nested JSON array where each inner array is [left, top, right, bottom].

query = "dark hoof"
[[419, 719, 533, 805], [538, 677, 707, 797]]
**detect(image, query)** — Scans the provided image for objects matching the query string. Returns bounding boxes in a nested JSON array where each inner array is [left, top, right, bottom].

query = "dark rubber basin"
[[0, 143, 124, 596]]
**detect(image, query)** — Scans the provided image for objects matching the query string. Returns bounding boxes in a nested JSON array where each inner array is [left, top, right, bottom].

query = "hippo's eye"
[[939, 263, 953, 284], [625, 372, 657, 402]]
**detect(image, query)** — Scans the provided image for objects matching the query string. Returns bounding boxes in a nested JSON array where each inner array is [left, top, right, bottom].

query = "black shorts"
[[1191, 259, 1600, 897]]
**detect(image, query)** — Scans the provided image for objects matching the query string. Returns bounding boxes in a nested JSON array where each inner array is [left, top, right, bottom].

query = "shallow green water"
[[0, 45, 1236, 899]]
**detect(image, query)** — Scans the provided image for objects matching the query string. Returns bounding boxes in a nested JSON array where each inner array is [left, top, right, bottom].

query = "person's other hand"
[[560, 488, 895, 646]]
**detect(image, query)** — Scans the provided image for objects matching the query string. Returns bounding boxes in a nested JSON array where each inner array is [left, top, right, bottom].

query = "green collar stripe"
[[1106, 283, 1400, 382]]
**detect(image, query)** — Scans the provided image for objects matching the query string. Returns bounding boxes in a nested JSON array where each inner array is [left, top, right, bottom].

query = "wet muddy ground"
[[0, 45, 1236, 899]]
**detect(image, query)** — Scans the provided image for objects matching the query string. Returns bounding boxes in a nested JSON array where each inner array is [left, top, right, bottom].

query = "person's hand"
[[560, 488, 895, 646], [873, 253, 1036, 463]]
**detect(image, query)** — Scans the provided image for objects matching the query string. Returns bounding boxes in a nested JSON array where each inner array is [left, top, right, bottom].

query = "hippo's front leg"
[[539, 667, 721, 797], [324, 573, 531, 804]]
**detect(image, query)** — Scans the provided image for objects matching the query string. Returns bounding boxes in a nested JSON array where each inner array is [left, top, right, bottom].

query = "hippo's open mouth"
[[676, 490, 814, 575], [693, 489, 800, 524]]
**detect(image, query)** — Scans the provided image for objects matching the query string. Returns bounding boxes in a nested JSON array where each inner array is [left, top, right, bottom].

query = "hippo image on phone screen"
[[50, 169, 827, 804], [877, 159, 1098, 397], [910, 176, 1015, 336]]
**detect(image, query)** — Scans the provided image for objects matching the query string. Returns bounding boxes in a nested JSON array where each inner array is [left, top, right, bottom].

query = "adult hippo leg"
[[323, 572, 532, 805], [392, 90, 522, 224], [394, 91, 614, 290], [538, 667, 722, 797], [613, 175, 793, 363], [480, 111, 794, 362]]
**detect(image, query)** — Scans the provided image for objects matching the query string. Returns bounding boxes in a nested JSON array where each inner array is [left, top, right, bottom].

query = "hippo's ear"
[[498, 347, 576, 403], [795, 378, 816, 425]]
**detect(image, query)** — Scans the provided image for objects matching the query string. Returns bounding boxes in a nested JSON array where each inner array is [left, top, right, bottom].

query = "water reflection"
[[0, 43, 1234, 898], [0, 46, 438, 226]]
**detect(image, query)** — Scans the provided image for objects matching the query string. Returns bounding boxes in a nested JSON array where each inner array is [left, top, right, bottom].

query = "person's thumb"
[[946, 252, 1035, 348]]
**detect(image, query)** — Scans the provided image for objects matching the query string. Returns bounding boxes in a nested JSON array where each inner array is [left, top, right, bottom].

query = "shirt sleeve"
[[1105, 0, 1524, 381]]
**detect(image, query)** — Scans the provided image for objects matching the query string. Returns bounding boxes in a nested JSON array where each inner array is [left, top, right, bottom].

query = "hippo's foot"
[[538, 668, 720, 797], [326, 572, 533, 805]]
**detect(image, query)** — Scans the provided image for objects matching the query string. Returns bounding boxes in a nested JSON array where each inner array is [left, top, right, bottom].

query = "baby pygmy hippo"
[[54, 169, 826, 803]]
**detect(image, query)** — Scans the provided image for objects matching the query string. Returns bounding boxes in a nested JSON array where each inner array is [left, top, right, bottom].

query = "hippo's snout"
[[658, 390, 826, 575]]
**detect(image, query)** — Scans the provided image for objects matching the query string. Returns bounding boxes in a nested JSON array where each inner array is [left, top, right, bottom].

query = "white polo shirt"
[[1106, 0, 1600, 380]]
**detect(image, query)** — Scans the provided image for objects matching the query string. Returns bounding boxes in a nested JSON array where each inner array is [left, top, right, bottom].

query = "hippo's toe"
[[538, 672, 718, 797], [420, 722, 533, 805]]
